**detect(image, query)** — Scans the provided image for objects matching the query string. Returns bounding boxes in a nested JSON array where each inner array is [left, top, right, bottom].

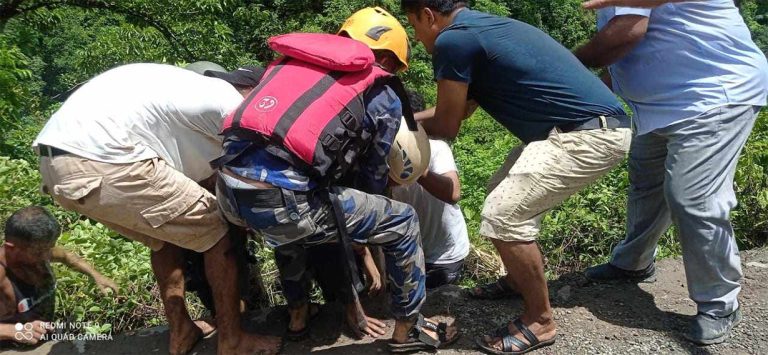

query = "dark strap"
[[513, 318, 540, 346], [37, 144, 71, 157], [209, 141, 253, 170], [411, 314, 440, 348], [325, 189, 365, 294], [559, 114, 631, 133], [229, 185, 310, 209], [272, 70, 347, 145]]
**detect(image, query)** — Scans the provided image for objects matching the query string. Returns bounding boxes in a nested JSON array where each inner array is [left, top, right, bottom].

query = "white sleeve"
[[428, 140, 458, 176], [597, 7, 651, 31], [614, 7, 652, 17]]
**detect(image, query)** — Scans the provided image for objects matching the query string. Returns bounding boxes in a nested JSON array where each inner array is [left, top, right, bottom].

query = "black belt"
[[37, 144, 71, 157], [560, 115, 631, 133], [230, 186, 311, 209]]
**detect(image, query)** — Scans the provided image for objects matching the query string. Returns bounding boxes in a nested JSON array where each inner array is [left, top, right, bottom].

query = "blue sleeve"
[[352, 85, 402, 194], [433, 28, 484, 83]]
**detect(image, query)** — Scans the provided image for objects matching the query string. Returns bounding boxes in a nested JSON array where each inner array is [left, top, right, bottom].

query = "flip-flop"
[[388, 314, 460, 353], [475, 318, 556, 355], [468, 276, 520, 300]]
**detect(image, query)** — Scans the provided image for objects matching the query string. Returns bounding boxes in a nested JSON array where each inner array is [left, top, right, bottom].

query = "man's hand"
[[582, 0, 687, 10], [366, 268, 383, 297], [345, 301, 387, 339], [94, 276, 119, 296], [0, 321, 49, 345]]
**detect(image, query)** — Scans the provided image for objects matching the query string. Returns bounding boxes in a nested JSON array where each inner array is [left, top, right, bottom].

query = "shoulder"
[[365, 84, 402, 117]]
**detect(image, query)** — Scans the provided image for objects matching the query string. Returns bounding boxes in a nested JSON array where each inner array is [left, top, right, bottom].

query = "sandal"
[[475, 318, 556, 355], [469, 276, 519, 300], [285, 302, 321, 341], [388, 314, 459, 353]]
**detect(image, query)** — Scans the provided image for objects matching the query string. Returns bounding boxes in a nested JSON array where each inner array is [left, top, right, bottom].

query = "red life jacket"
[[220, 33, 414, 182]]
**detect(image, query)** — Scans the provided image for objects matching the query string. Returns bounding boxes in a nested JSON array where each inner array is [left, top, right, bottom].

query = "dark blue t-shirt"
[[434, 9, 626, 143]]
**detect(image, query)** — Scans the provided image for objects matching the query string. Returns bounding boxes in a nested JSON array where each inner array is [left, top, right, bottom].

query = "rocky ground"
[[8, 247, 768, 354]]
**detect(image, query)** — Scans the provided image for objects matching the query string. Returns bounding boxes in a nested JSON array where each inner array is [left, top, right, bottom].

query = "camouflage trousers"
[[217, 181, 426, 320]]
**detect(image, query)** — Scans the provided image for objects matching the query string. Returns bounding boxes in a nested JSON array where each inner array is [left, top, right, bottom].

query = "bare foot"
[[480, 318, 557, 352], [194, 318, 217, 338], [218, 332, 282, 355], [169, 321, 202, 355]]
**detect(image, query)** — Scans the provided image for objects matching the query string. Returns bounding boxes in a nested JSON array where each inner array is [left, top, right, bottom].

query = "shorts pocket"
[[140, 189, 204, 229], [52, 175, 103, 206]]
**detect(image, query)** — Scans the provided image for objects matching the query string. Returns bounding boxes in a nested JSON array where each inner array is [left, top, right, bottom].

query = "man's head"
[[338, 7, 411, 73], [204, 66, 266, 97], [401, 0, 467, 54], [3, 207, 60, 266]]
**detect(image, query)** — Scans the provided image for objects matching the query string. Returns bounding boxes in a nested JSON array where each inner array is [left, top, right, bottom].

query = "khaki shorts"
[[39, 155, 227, 252], [480, 127, 632, 242]]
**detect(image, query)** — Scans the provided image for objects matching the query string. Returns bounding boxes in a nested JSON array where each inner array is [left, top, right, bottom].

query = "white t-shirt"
[[391, 140, 470, 264], [34, 63, 243, 182]]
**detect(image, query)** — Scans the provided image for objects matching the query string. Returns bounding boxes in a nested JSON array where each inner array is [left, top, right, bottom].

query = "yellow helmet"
[[338, 7, 410, 71]]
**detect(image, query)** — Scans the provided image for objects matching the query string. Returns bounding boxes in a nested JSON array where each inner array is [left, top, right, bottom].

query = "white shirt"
[[391, 140, 470, 264], [34, 63, 243, 182], [598, 1, 768, 135]]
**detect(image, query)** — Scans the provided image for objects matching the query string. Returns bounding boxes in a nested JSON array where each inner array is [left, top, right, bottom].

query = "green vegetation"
[[1, 0, 766, 335]]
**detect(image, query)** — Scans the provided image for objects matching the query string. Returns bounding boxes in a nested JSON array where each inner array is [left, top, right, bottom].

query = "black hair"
[[3, 207, 61, 245], [406, 89, 426, 112], [401, 0, 467, 15]]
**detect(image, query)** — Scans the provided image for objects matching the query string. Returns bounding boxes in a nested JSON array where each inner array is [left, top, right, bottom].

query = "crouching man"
[[215, 7, 459, 353], [33, 62, 280, 355]]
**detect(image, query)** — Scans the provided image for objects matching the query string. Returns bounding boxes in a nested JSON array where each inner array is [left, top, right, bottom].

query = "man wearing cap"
[[33, 62, 279, 355]]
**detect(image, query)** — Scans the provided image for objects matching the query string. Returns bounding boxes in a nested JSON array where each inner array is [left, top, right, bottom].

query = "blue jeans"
[[611, 105, 760, 317]]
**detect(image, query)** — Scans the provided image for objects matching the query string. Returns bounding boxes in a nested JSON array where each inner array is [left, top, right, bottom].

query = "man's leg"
[[662, 105, 759, 343], [609, 131, 671, 272], [328, 187, 457, 345], [203, 232, 281, 354], [425, 261, 464, 289], [586, 131, 671, 282], [151, 244, 200, 355], [274, 244, 313, 336], [478, 127, 630, 351]]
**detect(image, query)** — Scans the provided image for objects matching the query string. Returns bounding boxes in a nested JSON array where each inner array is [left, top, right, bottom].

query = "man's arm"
[[51, 246, 118, 295], [0, 267, 17, 320], [352, 86, 402, 194], [420, 80, 472, 140], [574, 14, 649, 68], [418, 170, 461, 204], [583, 0, 687, 10]]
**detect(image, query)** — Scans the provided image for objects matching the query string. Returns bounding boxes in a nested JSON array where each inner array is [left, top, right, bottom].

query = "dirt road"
[[8, 248, 767, 354]]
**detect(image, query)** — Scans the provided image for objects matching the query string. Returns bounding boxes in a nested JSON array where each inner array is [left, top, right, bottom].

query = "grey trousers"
[[611, 105, 761, 317]]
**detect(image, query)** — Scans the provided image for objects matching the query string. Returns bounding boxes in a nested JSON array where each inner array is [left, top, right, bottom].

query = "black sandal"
[[469, 276, 519, 300], [388, 314, 459, 353], [475, 318, 556, 355]]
